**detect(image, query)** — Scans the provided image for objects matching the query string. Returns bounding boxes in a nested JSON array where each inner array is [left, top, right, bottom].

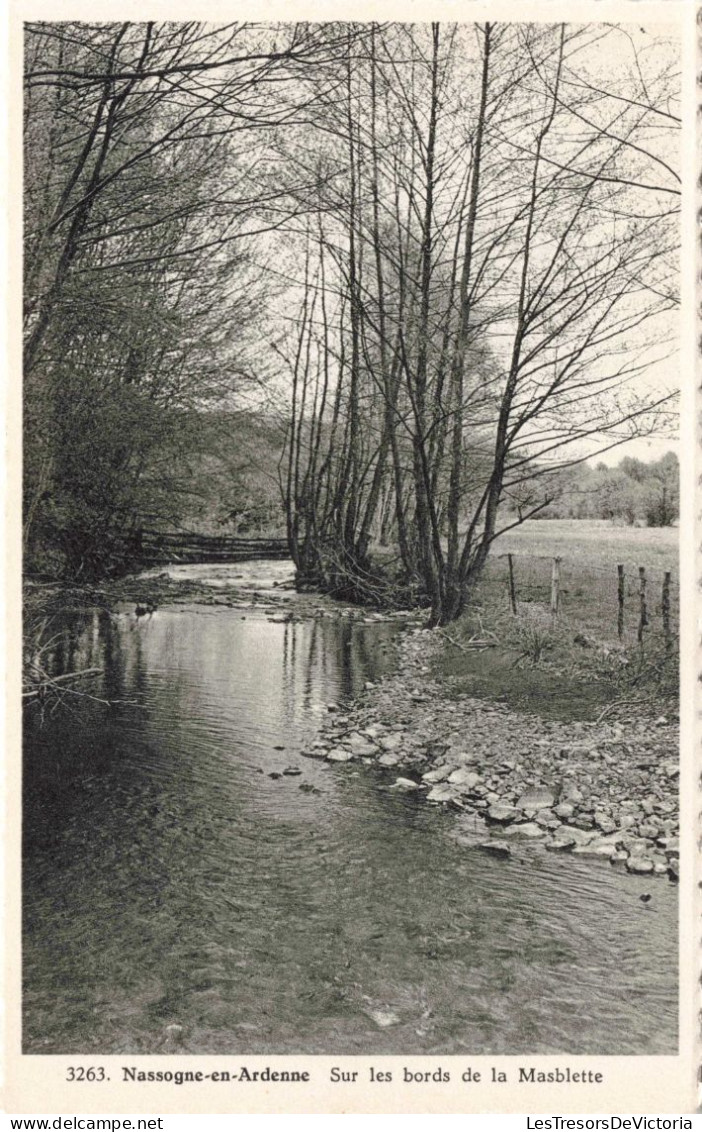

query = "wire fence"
[[480, 552, 678, 650]]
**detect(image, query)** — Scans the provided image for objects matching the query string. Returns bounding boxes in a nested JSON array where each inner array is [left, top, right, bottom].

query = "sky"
[[593, 434, 678, 467]]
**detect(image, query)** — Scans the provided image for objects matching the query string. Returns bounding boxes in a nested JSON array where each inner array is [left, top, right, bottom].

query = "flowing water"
[[23, 562, 677, 1055]]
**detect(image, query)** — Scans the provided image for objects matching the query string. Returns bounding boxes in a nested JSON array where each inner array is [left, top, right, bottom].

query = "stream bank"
[[306, 627, 679, 881], [26, 562, 679, 884]]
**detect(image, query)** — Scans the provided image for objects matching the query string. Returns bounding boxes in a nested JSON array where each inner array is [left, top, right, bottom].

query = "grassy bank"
[[430, 586, 677, 725]]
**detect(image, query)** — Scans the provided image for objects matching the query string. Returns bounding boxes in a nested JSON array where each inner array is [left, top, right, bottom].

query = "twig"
[[22, 667, 104, 698], [47, 686, 113, 706], [595, 697, 649, 724]]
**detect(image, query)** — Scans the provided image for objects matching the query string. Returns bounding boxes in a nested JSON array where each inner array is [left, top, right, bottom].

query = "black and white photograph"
[[12, 0, 694, 1110]]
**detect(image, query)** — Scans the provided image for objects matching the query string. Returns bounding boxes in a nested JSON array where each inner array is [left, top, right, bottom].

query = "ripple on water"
[[23, 593, 677, 1055]]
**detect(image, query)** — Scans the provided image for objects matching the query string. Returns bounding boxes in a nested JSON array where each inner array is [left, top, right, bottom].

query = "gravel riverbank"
[[304, 626, 679, 882]]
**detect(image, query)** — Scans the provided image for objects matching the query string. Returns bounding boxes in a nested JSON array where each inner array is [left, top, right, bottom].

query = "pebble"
[[378, 752, 402, 767], [390, 777, 421, 791], [545, 834, 578, 851], [595, 813, 617, 835], [422, 767, 452, 784], [348, 732, 378, 756], [379, 734, 402, 752], [478, 842, 512, 859], [427, 783, 459, 803], [448, 768, 481, 788], [572, 840, 619, 859], [610, 851, 629, 870], [516, 788, 555, 811], [327, 749, 355, 763], [627, 857, 655, 875], [365, 1008, 400, 1028], [501, 822, 544, 839], [487, 804, 521, 824]]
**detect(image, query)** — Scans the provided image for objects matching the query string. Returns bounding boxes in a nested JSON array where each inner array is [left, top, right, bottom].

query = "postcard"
[[5, 0, 698, 1115]]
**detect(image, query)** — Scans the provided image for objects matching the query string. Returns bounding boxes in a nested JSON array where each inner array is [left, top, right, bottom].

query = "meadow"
[[429, 519, 680, 717], [490, 518, 678, 571], [480, 519, 679, 650]]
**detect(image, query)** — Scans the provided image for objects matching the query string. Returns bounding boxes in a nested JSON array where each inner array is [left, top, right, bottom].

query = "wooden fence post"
[[662, 571, 672, 652], [617, 564, 625, 640], [550, 557, 561, 616], [507, 554, 517, 615], [637, 566, 648, 644]]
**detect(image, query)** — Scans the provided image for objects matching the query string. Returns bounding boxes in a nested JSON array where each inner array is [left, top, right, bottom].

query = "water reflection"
[[23, 597, 677, 1056]]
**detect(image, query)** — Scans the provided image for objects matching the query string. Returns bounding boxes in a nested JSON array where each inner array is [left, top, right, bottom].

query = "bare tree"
[[23, 21, 347, 576], [279, 21, 679, 621]]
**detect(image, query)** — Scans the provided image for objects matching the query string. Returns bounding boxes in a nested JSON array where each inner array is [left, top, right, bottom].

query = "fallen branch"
[[22, 667, 104, 699], [438, 630, 497, 653]]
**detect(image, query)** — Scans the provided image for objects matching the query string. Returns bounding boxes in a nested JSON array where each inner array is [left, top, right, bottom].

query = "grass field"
[[431, 519, 679, 716], [490, 518, 678, 572]]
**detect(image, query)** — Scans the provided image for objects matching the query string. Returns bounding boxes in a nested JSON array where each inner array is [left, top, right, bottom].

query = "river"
[[23, 561, 677, 1055]]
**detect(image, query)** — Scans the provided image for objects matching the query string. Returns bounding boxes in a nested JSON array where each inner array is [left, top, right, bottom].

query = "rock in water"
[[516, 787, 556, 811], [545, 835, 578, 852], [327, 748, 354, 763], [572, 840, 620, 859], [378, 734, 402, 752], [390, 778, 420, 792], [378, 752, 402, 767], [422, 766, 452, 784], [427, 783, 458, 803], [502, 822, 545, 839], [559, 825, 596, 845], [477, 841, 512, 859], [626, 856, 654, 874]]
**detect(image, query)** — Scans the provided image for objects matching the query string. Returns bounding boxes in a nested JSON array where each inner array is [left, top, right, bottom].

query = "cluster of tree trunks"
[[22, 23, 356, 580], [280, 23, 679, 624]]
